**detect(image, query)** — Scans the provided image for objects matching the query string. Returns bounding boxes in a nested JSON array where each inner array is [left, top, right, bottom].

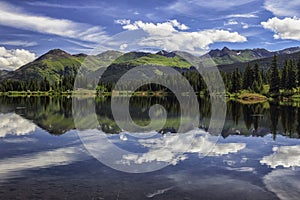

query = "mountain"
[[277, 47, 300, 55], [111, 51, 191, 68], [203, 47, 275, 65], [0, 49, 191, 85], [0, 49, 123, 83], [203, 46, 300, 66], [95, 50, 123, 67], [218, 50, 300, 72], [156, 50, 176, 58], [0, 70, 9, 77], [1, 46, 300, 84], [93, 51, 193, 83]]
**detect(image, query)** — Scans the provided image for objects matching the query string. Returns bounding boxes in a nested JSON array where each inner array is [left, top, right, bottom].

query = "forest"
[[0, 55, 300, 99]]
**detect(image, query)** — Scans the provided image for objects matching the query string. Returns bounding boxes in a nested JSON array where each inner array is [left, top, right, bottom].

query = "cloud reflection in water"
[[119, 129, 246, 166], [0, 113, 36, 138], [0, 146, 88, 180], [260, 145, 300, 168]]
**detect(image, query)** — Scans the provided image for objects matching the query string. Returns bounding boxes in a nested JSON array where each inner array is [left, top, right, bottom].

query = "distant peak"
[[156, 50, 176, 58], [36, 49, 71, 61], [156, 50, 169, 55], [277, 46, 300, 54], [221, 46, 230, 52], [73, 53, 87, 57], [46, 49, 70, 55]]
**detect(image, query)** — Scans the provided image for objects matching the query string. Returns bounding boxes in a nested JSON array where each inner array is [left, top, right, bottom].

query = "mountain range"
[[215, 47, 300, 72], [204, 46, 300, 65], [1, 46, 300, 83]]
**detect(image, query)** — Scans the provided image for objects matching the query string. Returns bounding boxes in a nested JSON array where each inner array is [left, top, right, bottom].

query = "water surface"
[[0, 96, 299, 199]]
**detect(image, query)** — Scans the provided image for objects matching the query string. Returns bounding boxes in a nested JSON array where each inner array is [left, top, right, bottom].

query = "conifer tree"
[[269, 55, 280, 94], [243, 64, 253, 90], [230, 68, 242, 93], [297, 56, 300, 87], [287, 59, 297, 90], [281, 61, 288, 89], [253, 63, 263, 92]]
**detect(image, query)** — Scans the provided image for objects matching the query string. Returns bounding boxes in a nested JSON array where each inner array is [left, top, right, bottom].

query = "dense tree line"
[[0, 78, 50, 92], [1, 55, 300, 97], [224, 55, 300, 96], [0, 76, 67, 93]]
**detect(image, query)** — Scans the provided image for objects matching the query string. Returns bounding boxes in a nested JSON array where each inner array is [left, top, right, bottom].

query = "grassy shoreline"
[[1, 90, 300, 103]]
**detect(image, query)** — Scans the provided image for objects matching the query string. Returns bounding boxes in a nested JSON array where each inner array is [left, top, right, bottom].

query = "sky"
[[0, 0, 300, 70]]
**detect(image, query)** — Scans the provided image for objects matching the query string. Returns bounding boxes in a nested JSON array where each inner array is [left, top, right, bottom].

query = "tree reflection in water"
[[0, 96, 299, 139]]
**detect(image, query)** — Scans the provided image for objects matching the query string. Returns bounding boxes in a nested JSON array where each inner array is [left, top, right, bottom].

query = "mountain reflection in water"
[[0, 96, 299, 200]]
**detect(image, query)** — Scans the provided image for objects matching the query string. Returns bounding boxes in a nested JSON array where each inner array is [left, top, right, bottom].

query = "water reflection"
[[0, 96, 299, 140], [0, 97, 299, 199], [263, 169, 300, 200], [0, 113, 36, 137], [167, 172, 278, 199], [0, 96, 74, 135], [118, 129, 246, 166], [0, 144, 87, 180], [260, 145, 300, 168], [224, 101, 300, 139]]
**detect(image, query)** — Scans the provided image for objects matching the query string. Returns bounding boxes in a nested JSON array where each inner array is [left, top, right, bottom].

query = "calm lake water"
[[0, 96, 299, 200]]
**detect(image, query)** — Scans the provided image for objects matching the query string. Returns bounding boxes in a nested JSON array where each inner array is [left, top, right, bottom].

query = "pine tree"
[[281, 61, 288, 89], [253, 63, 263, 92], [269, 55, 280, 94], [242, 64, 253, 90], [297, 56, 300, 87], [230, 68, 242, 93], [252, 80, 262, 93], [287, 59, 297, 90]]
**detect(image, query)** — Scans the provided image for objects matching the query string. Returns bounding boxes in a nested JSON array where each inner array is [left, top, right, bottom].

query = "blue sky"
[[0, 0, 300, 70]]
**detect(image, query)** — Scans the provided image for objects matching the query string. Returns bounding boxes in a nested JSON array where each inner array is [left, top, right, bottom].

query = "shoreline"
[[1, 90, 300, 103]]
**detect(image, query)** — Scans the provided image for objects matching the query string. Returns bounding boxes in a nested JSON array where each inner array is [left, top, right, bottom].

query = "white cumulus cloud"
[[169, 19, 189, 30], [115, 19, 247, 54], [261, 17, 300, 40], [0, 2, 108, 43], [264, 0, 300, 17], [0, 46, 36, 71]]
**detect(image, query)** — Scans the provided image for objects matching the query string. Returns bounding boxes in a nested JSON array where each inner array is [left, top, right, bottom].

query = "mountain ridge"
[[1, 46, 300, 84], [0, 49, 123, 83], [202, 46, 300, 65]]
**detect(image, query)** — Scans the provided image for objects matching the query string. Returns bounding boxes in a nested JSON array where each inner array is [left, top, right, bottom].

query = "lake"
[[0, 96, 299, 200]]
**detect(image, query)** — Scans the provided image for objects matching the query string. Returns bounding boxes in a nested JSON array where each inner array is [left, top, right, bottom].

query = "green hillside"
[[112, 52, 192, 68], [1, 47, 300, 96], [1, 49, 123, 83]]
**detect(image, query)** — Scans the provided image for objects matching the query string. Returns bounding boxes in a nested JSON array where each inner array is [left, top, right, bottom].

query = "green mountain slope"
[[1, 46, 300, 86], [1, 49, 123, 83], [88, 51, 193, 82], [112, 52, 191, 68]]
